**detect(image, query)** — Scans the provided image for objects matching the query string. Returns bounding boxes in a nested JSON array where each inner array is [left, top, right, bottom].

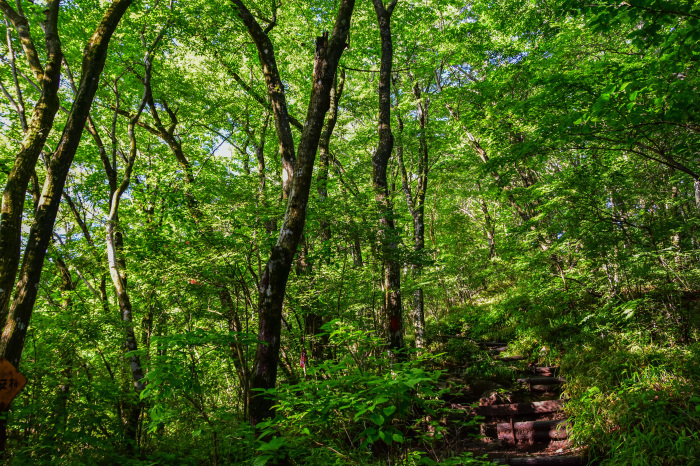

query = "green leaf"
[[370, 413, 385, 426], [253, 455, 272, 466], [257, 436, 287, 452]]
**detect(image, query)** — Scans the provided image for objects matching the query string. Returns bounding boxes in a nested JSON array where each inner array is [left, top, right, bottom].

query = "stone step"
[[525, 384, 564, 393], [497, 429, 569, 442], [465, 342, 582, 466]]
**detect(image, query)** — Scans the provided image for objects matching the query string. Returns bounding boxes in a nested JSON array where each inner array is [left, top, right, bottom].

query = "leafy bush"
[[251, 320, 487, 465]]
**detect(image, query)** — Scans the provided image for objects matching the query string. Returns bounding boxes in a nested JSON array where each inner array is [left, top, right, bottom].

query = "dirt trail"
[[440, 342, 588, 465]]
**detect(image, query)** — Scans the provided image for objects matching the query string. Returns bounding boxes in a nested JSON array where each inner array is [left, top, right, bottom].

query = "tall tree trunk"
[[303, 70, 346, 361], [104, 29, 165, 446], [230, 0, 356, 427], [394, 79, 430, 349], [229, 0, 297, 201], [372, 0, 403, 355], [0, 0, 132, 368], [0, 1, 132, 455], [0, 0, 62, 324]]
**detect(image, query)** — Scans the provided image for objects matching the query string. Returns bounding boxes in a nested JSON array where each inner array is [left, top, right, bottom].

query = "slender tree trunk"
[[53, 254, 75, 435], [105, 116, 147, 448], [372, 0, 403, 355], [301, 70, 346, 361], [218, 286, 250, 407], [317, 70, 345, 247], [230, 0, 356, 427], [105, 33, 165, 447], [410, 83, 429, 349]]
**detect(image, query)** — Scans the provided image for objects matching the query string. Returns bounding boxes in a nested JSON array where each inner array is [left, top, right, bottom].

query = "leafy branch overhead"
[[0, 0, 698, 464]]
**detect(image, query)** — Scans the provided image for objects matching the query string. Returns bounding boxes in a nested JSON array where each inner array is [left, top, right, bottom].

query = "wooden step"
[[472, 399, 565, 417], [497, 355, 527, 361], [482, 419, 569, 440], [517, 377, 566, 385], [490, 346, 509, 353], [530, 366, 559, 377], [528, 384, 563, 393], [497, 429, 569, 442], [478, 341, 508, 347], [492, 456, 586, 465]]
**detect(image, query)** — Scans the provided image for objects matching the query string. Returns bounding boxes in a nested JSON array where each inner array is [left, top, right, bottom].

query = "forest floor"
[[437, 341, 589, 465]]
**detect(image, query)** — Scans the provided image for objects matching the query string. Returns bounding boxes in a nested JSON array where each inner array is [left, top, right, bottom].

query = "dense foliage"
[[0, 0, 699, 464]]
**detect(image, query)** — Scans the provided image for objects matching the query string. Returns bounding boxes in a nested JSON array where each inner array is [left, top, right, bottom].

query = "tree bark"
[[372, 0, 403, 355], [230, 0, 356, 427]]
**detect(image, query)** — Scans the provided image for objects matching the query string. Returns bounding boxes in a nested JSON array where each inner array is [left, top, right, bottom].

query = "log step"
[[497, 355, 527, 361], [497, 429, 568, 442], [490, 346, 509, 353], [473, 399, 565, 417], [517, 377, 566, 385], [530, 366, 559, 377], [481, 419, 569, 439], [478, 342, 508, 347], [483, 419, 569, 438], [492, 456, 586, 465], [529, 384, 563, 392]]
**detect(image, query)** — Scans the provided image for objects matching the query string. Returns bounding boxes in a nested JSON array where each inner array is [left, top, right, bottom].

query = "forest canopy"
[[0, 0, 699, 464]]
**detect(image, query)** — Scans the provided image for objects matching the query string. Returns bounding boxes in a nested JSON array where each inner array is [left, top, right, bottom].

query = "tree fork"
[[233, 0, 356, 427]]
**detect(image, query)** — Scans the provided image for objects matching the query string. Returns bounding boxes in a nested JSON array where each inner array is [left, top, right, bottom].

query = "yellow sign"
[[0, 359, 26, 410]]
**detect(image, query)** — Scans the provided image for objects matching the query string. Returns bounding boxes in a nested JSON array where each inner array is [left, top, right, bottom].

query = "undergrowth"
[[562, 337, 700, 465], [253, 320, 492, 465]]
